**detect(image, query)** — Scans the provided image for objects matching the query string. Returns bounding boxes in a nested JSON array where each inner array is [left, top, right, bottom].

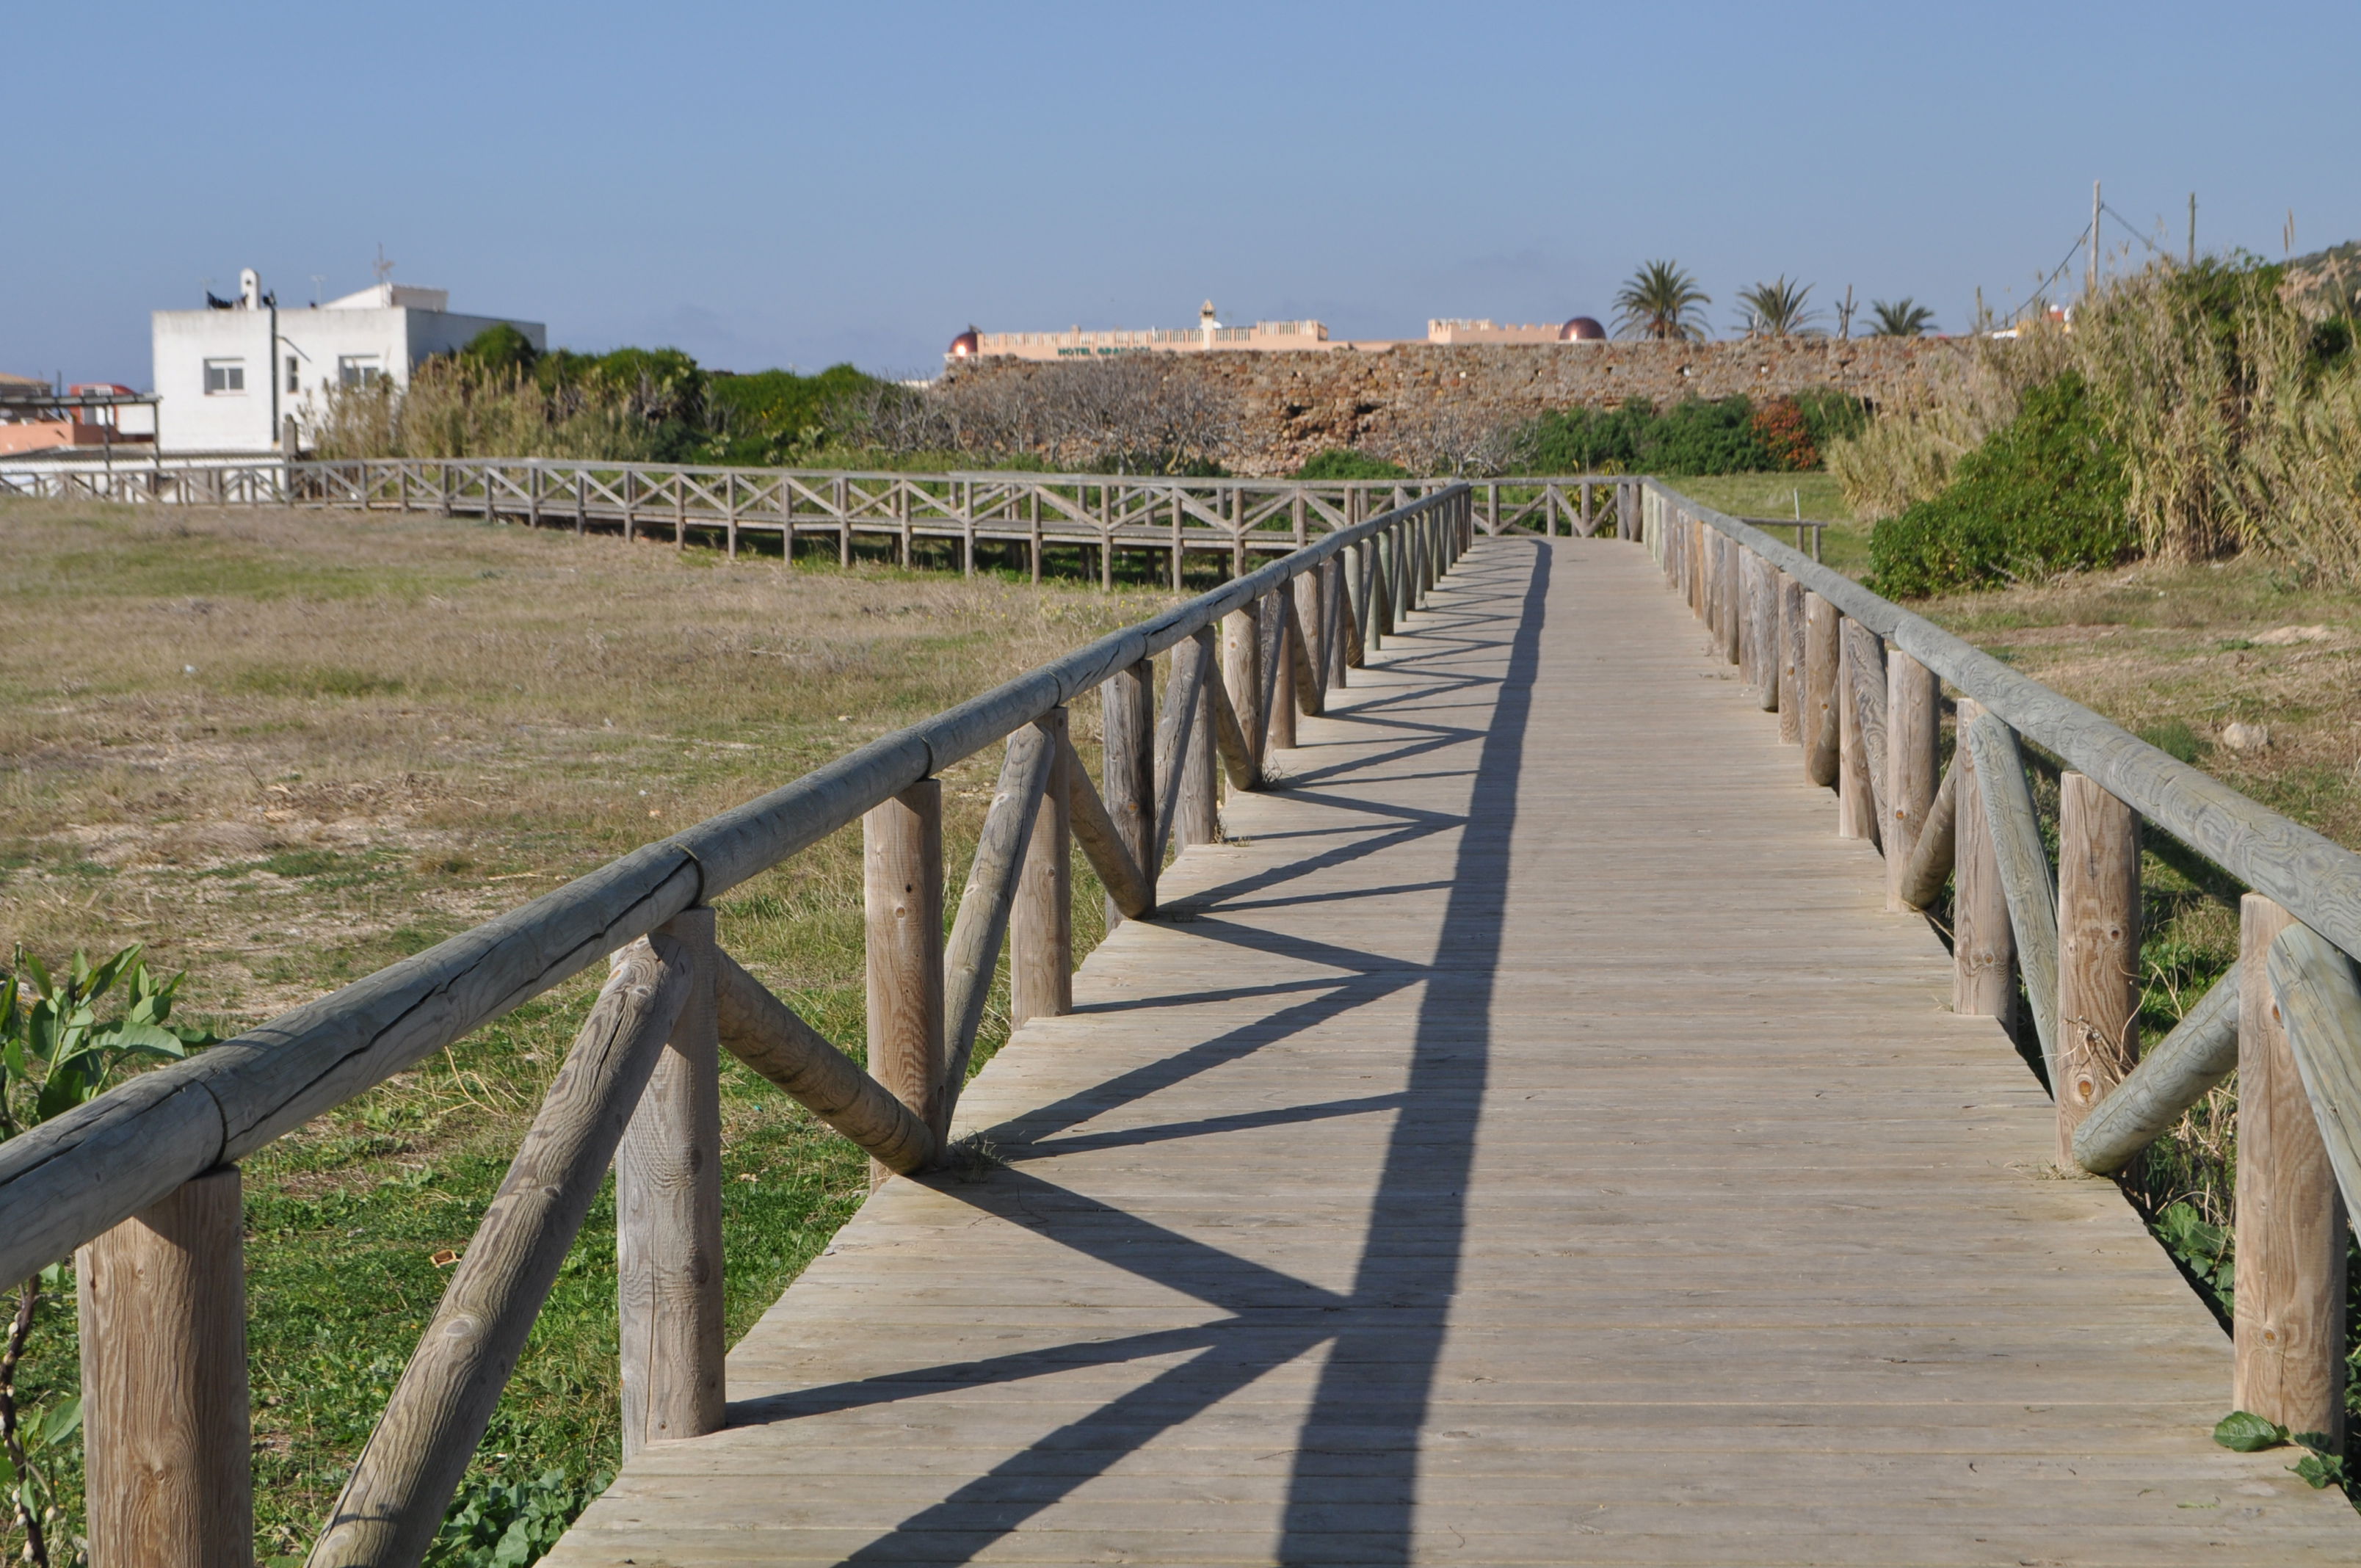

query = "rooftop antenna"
[[373, 243, 395, 284], [311, 274, 326, 307]]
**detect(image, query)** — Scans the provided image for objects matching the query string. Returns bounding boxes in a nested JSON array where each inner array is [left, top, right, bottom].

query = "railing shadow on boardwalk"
[[725, 540, 1552, 1564]]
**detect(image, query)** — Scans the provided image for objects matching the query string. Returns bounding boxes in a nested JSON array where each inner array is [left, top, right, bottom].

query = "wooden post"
[[1265, 595, 1296, 752], [1804, 592, 1838, 786], [2055, 773, 2141, 1163], [862, 783, 946, 1178], [1836, 622, 1876, 840], [2235, 893, 2349, 1448], [1885, 653, 1940, 912], [1102, 659, 1156, 921], [1169, 493, 1184, 590], [616, 905, 725, 1457], [1178, 627, 1219, 848], [1011, 708, 1072, 1028], [1292, 569, 1326, 716], [78, 1167, 250, 1568], [1721, 538, 1741, 666], [1777, 572, 1804, 744], [1222, 603, 1263, 777], [1736, 551, 1760, 691], [1749, 555, 1777, 712], [1952, 699, 2017, 1024]]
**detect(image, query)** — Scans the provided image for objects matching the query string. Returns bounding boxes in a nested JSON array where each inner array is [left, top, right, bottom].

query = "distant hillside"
[[2282, 240, 2361, 319]]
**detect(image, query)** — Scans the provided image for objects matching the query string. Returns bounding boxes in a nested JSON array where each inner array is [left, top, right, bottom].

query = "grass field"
[[0, 496, 1180, 1561]]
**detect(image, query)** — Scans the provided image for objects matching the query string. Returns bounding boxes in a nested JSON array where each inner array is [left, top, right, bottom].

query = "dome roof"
[[947, 327, 982, 357], [1561, 316, 1607, 341]]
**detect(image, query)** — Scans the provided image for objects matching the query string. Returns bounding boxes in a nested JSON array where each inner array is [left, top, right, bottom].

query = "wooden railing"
[[0, 453, 1633, 587], [1641, 480, 2361, 1452], [0, 483, 1485, 1566]]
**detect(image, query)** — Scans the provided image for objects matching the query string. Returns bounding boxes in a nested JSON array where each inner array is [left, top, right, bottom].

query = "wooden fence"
[[1640, 480, 2361, 1456], [0, 454, 1632, 587], [0, 484, 1483, 1567]]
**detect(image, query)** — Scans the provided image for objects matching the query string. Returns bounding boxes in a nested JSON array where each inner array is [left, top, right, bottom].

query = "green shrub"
[[1868, 371, 2132, 597], [1649, 396, 1774, 473], [1294, 448, 1407, 480], [1520, 396, 1779, 476]]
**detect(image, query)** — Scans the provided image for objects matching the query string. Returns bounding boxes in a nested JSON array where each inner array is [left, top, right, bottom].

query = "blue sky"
[[6, 0, 2353, 386]]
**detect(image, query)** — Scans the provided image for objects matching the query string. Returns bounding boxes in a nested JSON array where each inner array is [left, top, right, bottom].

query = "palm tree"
[[1734, 277, 1821, 338], [1614, 261, 1712, 341], [1869, 297, 1937, 337]]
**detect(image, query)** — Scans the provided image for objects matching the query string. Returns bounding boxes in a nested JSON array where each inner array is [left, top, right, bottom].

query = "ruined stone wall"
[[946, 336, 1968, 475]]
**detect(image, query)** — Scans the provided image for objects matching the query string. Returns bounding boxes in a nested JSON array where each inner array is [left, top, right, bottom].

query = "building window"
[[338, 355, 384, 389], [203, 359, 245, 394], [286, 355, 300, 393]]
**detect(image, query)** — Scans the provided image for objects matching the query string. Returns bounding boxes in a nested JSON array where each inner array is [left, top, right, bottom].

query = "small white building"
[[150, 269, 545, 453]]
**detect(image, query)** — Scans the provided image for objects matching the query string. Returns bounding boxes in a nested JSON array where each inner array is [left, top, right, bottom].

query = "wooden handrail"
[[1649, 479, 2361, 967]]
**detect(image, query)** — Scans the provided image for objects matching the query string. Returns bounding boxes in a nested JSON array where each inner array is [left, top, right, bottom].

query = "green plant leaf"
[[2214, 1410, 2293, 1451], [105, 1020, 192, 1058], [82, 943, 144, 1003], [2291, 1451, 2345, 1489], [37, 1395, 81, 1448]]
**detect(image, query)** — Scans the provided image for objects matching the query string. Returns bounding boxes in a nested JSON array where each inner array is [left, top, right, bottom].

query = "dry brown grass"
[[1924, 556, 2361, 848]]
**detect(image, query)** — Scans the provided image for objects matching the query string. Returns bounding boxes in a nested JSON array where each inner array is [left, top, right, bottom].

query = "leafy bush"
[[429, 1469, 609, 1568], [1867, 371, 2133, 597], [1748, 397, 1817, 471], [1520, 396, 1779, 475], [1294, 448, 1407, 480]]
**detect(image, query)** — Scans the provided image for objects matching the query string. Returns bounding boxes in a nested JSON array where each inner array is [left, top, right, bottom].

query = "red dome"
[[1560, 316, 1607, 341], [947, 327, 982, 357]]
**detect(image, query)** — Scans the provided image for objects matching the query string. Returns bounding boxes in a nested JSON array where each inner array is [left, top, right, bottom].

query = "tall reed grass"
[[313, 360, 661, 462], [1829, 259, 2361, 580]]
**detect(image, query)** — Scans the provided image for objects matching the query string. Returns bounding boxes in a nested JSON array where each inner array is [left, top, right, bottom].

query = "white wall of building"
[[150, 272, 545, 453]]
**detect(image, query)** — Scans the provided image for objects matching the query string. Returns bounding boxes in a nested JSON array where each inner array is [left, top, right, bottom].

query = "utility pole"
[[2087, 180, 2101, 298], [2188, 193, 2197, 266]]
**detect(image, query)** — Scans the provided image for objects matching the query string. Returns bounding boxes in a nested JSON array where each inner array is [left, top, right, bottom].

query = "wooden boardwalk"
[[545, 537, 2357, 1566]]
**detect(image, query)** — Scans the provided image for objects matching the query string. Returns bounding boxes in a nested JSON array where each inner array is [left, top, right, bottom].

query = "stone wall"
[[946, 336, 1967, 475]]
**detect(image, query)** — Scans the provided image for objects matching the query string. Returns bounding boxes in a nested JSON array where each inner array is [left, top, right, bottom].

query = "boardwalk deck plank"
[[545, 537, 2355, 1567]]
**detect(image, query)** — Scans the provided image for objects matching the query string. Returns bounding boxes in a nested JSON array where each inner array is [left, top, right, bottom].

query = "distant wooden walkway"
[[547, 537, 2354, 1566]]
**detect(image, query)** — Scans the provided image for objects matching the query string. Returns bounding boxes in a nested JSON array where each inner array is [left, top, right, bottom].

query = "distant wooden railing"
[[0, 453, 1633, 587], [0, 482, 1484, 1566], [1642, 480, 2361, 1454]]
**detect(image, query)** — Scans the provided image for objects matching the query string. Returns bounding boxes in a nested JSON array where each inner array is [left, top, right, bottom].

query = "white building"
[[150, 269, 545, 453]]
